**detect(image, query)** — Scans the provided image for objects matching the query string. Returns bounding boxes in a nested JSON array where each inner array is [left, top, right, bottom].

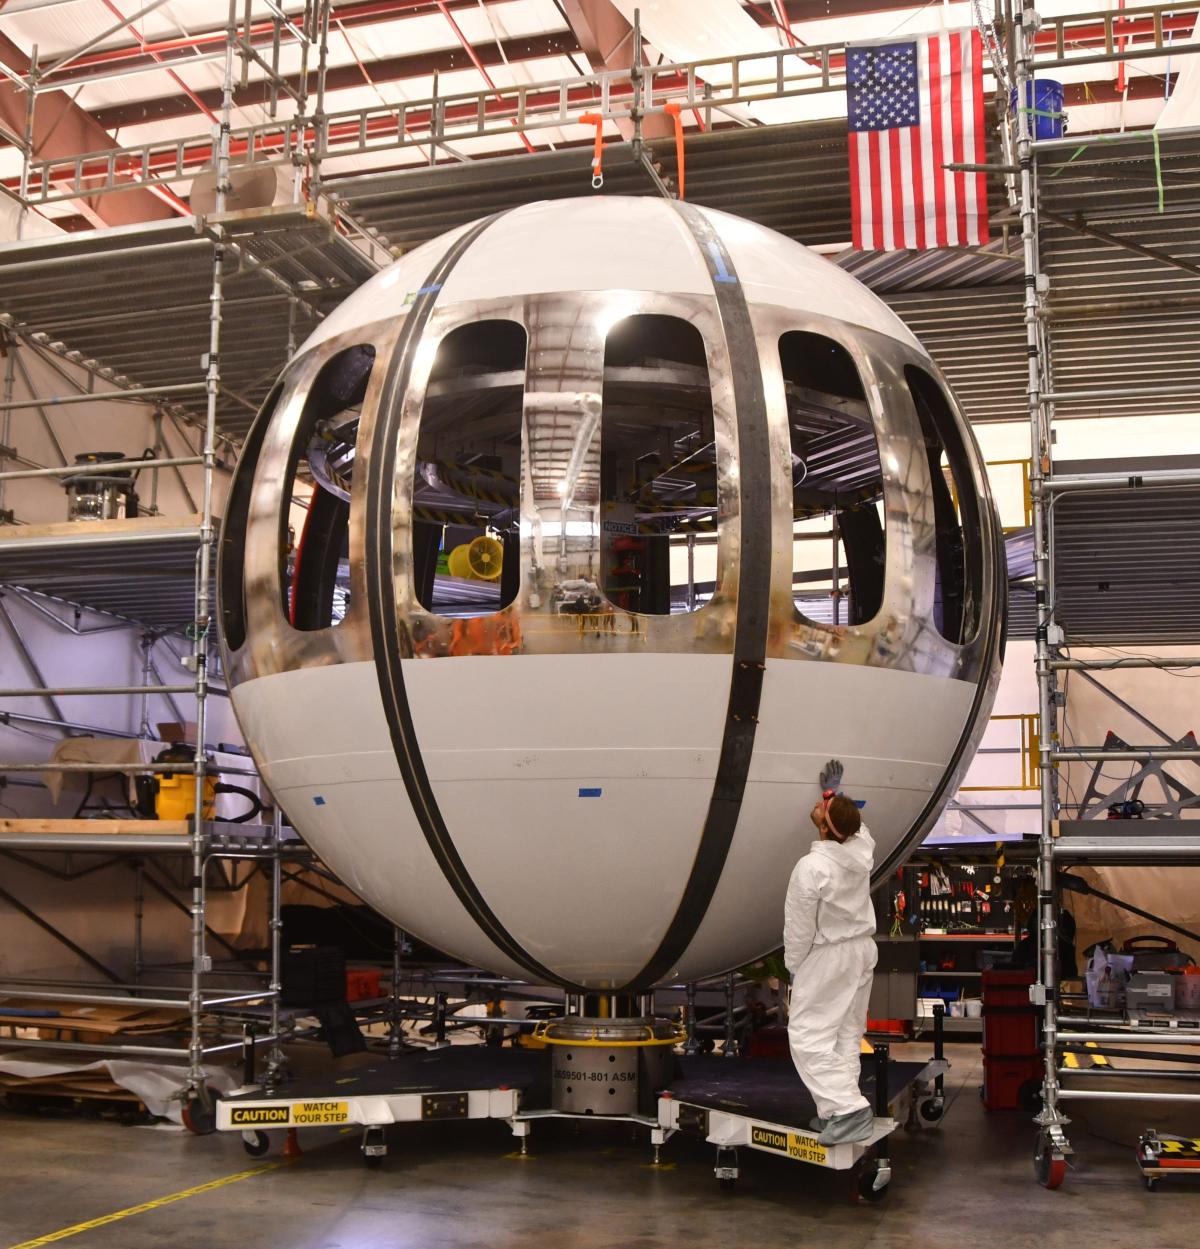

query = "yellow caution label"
[[229, 1106, 290, 1127], [291, 1100, 349, 1126], [749, 1125, 827, 1165], [786, 1134, 828, 1164]]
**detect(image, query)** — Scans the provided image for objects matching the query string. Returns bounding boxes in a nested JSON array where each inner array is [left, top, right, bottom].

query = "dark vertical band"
[[364, 215, 582, 990], [622, 202, 774, 990]]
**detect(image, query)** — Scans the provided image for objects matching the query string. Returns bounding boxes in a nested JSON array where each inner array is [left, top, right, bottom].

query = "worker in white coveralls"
[[784, 760, 878, 1145]]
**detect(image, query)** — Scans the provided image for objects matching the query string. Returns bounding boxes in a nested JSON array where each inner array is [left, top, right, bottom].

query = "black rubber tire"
[[1143, 1175, 1157, 1192], [919, 1098, 944, 1122], [1018, 1079, 1044, 1113], [718, 1177, 736, 1192], [242, 1131, 270, 1158], [854, 1160, 890, 1202], [364, 1155, 384, 1170]]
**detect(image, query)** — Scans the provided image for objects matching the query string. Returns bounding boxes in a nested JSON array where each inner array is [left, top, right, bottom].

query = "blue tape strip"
[[706, 241, 737, 284], [578, 787, 602, 798], [312, 795, 326, 806]]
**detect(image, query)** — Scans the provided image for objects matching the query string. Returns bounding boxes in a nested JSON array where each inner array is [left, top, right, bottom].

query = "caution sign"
[[229, 1105, 290, 1127], [750, 1125, 788, 1153], [750, 1124, 827, 1165], [291, 1100, 349, 1126]]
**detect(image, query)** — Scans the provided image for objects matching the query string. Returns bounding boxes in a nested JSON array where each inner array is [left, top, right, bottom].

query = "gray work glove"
[[819, 758, 844, 792]]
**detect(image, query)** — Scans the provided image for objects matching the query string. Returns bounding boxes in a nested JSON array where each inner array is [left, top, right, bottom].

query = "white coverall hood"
[[784, 824, 878, 1121], [785, 826, 876, 961]]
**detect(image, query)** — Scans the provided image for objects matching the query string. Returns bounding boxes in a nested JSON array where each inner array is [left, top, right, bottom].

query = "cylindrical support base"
[[542, 1016, 679, 1117]]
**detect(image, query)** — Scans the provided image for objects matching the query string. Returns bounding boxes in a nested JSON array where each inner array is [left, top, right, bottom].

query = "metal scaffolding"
[[1011, 4, 1200, 1190], [0, 2, 347, 1108]]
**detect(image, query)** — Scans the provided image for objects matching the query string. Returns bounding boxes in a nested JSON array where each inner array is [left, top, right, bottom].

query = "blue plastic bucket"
[[1010, 79, 1065, 140]]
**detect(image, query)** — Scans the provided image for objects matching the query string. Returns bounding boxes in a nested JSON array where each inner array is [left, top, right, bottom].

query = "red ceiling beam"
[[36, 0, 527, 86], [0, 30, 177, 225], [86, 30, 580, 132]]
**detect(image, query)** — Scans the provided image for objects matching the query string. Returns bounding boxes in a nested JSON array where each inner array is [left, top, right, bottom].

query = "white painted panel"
[[438, 198, 713, 303], [273, 775, 528, 982], [231, 664, 525, 980], [401, 653, 731, 751], [404, 652, 731, 985], [675, 661, 976, 981], [433, 777, 713, 986]]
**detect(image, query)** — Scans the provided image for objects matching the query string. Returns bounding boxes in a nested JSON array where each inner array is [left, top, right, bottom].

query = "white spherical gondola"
[[219, 197, 1005, 991]]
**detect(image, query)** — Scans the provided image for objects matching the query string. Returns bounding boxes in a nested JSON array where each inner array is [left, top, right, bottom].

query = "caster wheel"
[[919, 1097, 944, 1122], [181, 1087, 217, 1136], [364, 1155, 384, 1170], [1143, 1175, 1157, 1192], [718, 1177, 736, 1192], [242, 1131, 270, 1158], [1035, 1146, 1066, 1190], [853, 1159, 890, 1202]]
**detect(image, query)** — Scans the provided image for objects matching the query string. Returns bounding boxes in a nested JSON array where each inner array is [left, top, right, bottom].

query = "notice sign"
[[291, 1100, 350, 1125], [750, 1124, 828, 1165]]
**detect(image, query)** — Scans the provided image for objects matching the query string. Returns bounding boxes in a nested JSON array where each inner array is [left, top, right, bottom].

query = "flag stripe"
[[910, 125, 926, 250], [940, 33, 958, 246], [928, 35, 947, 247], [849, 131, 863, 249], [971, 30, 989, 244], [917, 37, 936, 249], [950, 29, 968, 247], [869, 129, 885, 250], [857, 125, 873, 246], [890, 127, 907, 248]]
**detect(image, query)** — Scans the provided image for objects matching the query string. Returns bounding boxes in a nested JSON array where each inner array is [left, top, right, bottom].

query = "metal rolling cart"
[[212, 1006, 949, 1197], [657, 1013, 948, 1200]]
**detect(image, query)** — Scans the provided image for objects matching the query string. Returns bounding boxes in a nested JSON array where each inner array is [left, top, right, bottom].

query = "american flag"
[[846, 30, 989, 251]]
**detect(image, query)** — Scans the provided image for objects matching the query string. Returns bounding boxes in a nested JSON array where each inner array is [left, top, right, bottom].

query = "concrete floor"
[[0, 1042, 1193, 1249]]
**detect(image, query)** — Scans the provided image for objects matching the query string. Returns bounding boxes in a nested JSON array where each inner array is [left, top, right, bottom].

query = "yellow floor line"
[[6, 1158, 291, 1249]]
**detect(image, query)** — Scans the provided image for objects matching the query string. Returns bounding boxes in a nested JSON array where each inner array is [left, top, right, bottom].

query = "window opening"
[[221, 382, 282, 651], [283, 344, 375, 630], [412, 321, 525, 617], [906, 365, 983, 645], [600, 315, 716, 614], [781, 331, 884, 627]]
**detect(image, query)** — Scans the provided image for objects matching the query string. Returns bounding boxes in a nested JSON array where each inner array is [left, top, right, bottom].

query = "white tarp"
[[1156, 52, 1200, 130], [0, 1052, 240, 1123]]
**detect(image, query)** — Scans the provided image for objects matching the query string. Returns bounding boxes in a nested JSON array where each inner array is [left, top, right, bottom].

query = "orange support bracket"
[[664, 101, 685, 200], [580, 113, 605, 189]]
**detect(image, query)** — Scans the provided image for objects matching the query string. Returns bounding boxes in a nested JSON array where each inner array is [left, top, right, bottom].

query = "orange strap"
[[580, 112, 604, 188], [664, 101, 685, 200]]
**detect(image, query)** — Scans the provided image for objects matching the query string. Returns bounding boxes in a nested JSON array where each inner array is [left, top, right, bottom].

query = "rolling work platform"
[[213, 1029, 947, 1200], [660, 1048, 947, 1200]]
